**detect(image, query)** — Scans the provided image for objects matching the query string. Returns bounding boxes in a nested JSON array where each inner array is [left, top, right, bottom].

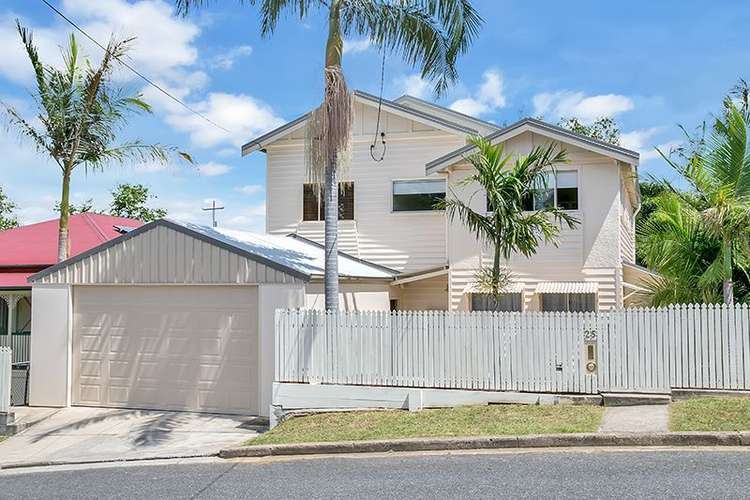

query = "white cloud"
[[620, 127, 680, 162], [343, 39, 371, 54], [533, 90, 634, 123], [394, 74, 430, 99], [224, 203, 266, 232], [211, 45, 253, 69], [0, 0, 201, 87], [196, 162, 231, 176], [235, 184, 263, 195], [149, 90, 285, 149], [449, 69, 506, 117]]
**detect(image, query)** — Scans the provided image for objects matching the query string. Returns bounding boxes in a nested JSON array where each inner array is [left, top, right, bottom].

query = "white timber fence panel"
[[276, 304, 750, 394], [276, 309, 597, 394], [0, 347, 10, 413]]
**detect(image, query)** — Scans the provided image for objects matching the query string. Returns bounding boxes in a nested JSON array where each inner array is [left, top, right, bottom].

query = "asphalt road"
[[2, 448, 750, 499]]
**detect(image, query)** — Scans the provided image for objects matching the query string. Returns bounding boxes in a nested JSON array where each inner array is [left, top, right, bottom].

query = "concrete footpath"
[[599, 405, 670, 433]]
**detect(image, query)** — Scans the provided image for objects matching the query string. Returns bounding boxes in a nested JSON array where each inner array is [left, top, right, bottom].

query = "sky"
[[1, 0, 749, 231]]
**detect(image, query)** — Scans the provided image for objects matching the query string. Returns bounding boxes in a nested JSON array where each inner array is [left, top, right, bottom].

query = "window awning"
[[535, 281, 598, 294], [464, 282, 525, 294]]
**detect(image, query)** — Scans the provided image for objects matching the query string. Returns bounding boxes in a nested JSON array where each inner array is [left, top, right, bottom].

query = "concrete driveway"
[[0, 407, 265, 467]]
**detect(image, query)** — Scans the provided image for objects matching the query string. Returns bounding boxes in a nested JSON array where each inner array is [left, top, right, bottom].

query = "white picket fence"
[[0, 347, 11, 413], [275, 304, 750, 395], [0, 334, 30, 364]]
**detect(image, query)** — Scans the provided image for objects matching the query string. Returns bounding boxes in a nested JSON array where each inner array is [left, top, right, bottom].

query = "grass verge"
[[247, 404, 604, 446], [671, 397, 750, 432]]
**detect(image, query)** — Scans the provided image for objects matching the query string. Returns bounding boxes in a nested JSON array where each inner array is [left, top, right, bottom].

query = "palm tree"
[[657, 101, 750, 305], [1, 23, 188, 262], [175, 0, 482, 310], [636, 191, 727, 305], [442, 136, 579, 297]]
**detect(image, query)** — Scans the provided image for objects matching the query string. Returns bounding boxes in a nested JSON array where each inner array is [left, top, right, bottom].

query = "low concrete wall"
[[270, 382, 601, 427]]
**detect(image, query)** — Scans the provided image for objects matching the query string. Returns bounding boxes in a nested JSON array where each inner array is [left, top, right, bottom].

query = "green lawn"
[[248, 404, 604, 446], [671, 397, 750, 432]]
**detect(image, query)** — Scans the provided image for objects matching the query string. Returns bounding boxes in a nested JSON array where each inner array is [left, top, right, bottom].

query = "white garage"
[[73, 286, 258, 414], [28, 219, 396, 417]]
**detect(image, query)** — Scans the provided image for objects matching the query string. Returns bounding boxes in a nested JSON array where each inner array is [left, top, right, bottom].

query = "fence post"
[[0, 347, 11, 414]]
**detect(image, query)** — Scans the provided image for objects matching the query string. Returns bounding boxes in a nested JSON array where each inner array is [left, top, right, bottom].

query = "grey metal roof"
[[240, 90, 477, 155], [29, 219, 400, 283], [394, 94, 500, 135], [426, 117, 641, 174]]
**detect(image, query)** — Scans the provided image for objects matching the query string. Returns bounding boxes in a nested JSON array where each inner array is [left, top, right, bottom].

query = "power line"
[[38, 0, 232, 134]]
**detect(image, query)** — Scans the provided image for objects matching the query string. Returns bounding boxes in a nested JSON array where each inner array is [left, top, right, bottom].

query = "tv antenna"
[[202, 200, 225, 227]]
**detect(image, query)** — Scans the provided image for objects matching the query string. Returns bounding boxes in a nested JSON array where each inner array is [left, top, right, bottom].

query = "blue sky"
[[2, 0, 749, 230]]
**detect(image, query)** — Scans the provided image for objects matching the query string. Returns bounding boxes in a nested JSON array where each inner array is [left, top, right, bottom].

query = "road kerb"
[[220, 432, 750, 459]]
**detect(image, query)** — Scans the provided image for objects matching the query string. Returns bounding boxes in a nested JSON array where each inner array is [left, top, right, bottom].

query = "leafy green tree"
[[109, 183, 167, 222], [647, 100, 750, 305], [442, 137, 579, 297], [0, 186, 19, 230], [637, 192, 726, 305], [54, 199, 96, 215], [1, 23, 189, 262], [559, 116, 621, 145], [175, 0, 482, 309]]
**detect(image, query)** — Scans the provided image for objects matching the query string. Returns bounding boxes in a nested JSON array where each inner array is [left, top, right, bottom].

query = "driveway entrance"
[[0, 407, 264, 467]]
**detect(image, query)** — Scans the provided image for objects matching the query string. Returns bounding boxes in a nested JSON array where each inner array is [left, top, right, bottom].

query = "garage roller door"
[[72, 286, 258, 414]]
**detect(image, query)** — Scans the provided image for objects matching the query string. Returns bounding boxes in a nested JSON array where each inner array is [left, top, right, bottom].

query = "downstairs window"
[[539, 293, 596, 312], [471, 293, 523, 312]]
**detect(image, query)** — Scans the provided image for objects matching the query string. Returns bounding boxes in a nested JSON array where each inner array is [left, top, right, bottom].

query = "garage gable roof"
[[29, 219, 398, 283]]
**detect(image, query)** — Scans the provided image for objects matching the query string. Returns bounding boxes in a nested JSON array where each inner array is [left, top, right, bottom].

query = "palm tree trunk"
[[323, 1, 344, 310], [324, 154, 339, 310], [57, 169, 71, 262], [493, 245, 501, 285], [723, 238, 734, 305]]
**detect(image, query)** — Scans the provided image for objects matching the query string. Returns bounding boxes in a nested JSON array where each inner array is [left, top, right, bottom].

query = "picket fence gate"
[[275, 304, 750, 395], [0, 347, 11, 413]]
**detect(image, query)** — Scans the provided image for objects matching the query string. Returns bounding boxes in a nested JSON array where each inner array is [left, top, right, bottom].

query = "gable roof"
[[29, 219, 399, 283], [0, 213, 143, 268], [241, 90, 477, 156], [394, 94, 500, 136], [425, 117, 641, 175]]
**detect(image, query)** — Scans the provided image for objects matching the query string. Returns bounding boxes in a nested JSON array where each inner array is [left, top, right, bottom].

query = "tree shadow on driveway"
[[28, 409, 264, 448]]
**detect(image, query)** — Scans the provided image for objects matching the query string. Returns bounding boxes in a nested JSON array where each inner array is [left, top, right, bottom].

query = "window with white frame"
[[471, 293, 523, 312], [303, 182, 354, 221], [522, 170, 578, 211], [392, 179, 446, 212], [539, 293, 596, 312]]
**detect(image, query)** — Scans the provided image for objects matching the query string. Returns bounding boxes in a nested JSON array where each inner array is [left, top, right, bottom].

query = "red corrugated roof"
[[0, 214, 143, 287]]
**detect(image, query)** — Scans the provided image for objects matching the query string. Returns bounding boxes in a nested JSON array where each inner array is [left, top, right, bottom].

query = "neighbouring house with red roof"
[[0, 213, 142, 362]]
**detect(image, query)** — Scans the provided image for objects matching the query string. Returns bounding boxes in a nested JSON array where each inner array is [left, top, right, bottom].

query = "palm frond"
[[345, 0, 482, 97]]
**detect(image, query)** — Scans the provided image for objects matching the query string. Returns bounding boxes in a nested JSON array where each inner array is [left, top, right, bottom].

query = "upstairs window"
[[522, 170, 578, 211], [303, 182, 354, 221], [393, 179, 446, 212]]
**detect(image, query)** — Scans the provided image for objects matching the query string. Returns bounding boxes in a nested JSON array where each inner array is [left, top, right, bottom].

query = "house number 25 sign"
[[583, 329, 598, 373]]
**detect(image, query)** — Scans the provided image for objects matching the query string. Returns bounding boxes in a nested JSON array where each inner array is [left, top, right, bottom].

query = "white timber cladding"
[[36, 224, 303, 285], [619, 168, 636, 264], [265, 101, 465, 272], [447, 132, 630, 311]]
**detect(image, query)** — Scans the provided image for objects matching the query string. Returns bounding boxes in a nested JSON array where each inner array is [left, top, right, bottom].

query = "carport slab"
[[0, 407, 265, 467]]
